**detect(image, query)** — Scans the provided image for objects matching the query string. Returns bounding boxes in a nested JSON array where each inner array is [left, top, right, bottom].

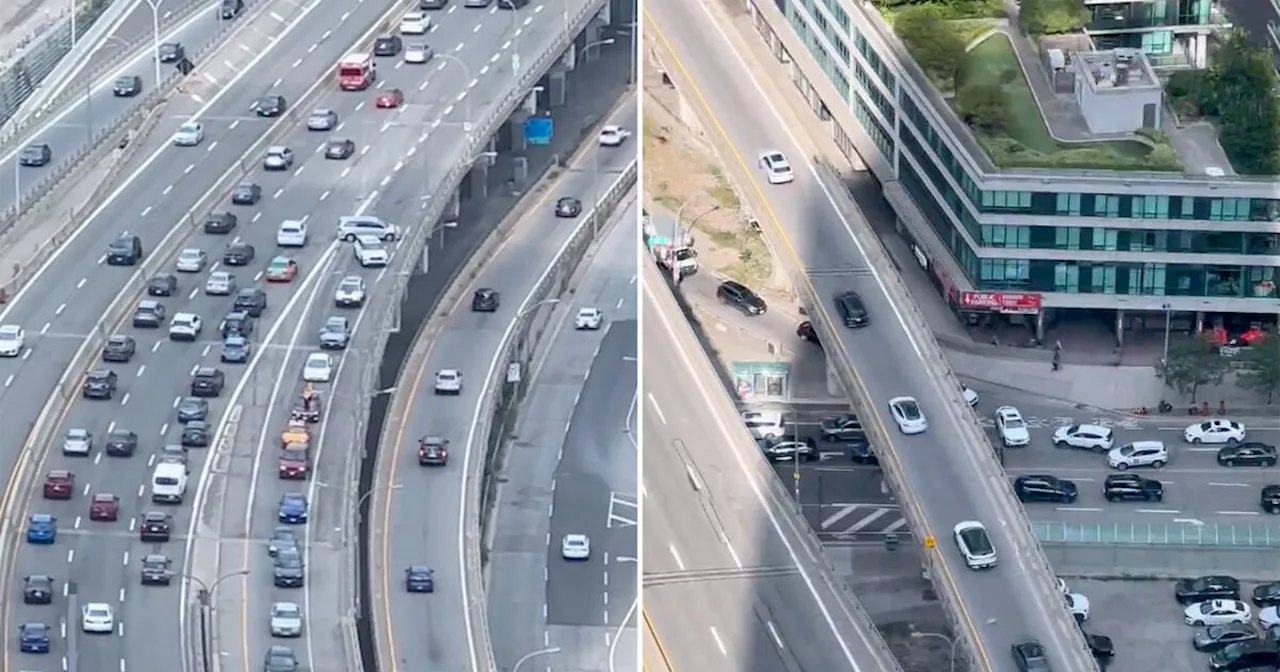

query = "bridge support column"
[[447, 190, 460, 220], [509, 112, 529, 152], [826, 358, 842, 397], [549, 70, 567, 107], [584, 23, 602, 62], [512, 156, 529, 191], [469, 161, 488, 200]]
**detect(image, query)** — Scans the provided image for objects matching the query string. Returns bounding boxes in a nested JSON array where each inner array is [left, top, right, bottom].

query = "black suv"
[[220, 311, 254, 338], [158, 42, 184, 63], [181, 421, 210, 448], [373, 35, 402, 56], [106, 234, 143, 265], [1012, 475, 1077, 503], [112, 74, 142, 97], [1103, 473, 1163, 502], [1262, 484, 1280, 514], [223, 242, 255, 266], [472, 288, 499, 312], [254, 94, 287, 117], [231, 182, 261, 205], [82, 369, 118, 399], [273, 548, 305, 587], [101, 335, 136, 362], [234, 288, 267, 317], [760, 437, 819, 462], [140, 512, 172, 542], [105, 430, 138, 457], [1011, 639, 1050, 672], [132, 300, 166, 327], [204, 211, 237, 234], [148, 273, 177, 296], [834, 291, 870, 327], [140, 555, 172, 585], [190, 367, 225, 397], [220, 0, 243, 18], [22, 575, 53, 604], [716, 280, 766, 316]]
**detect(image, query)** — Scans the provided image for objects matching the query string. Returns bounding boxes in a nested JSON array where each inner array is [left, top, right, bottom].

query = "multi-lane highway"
[[642, 259, 902, 672], [647, 0, 1092, 667], [486, 197, 638, 671], [4, 0, 607, 670], [373, 94, 636, 672]]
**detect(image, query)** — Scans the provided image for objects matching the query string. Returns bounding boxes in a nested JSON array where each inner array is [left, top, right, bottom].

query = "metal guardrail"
[[1034, 521, 1280, 547]]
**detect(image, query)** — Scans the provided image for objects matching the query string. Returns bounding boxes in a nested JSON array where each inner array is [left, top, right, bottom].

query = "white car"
[[887, 396, 927, 435], [1259, 605, 1280, 629], [1056, 577, 1069, 595], [758, 150, 794, 184], [1184, 600, 1251, 626], [269, 601, 304, 637], [404, 44, 433, 63], [1108, 440, 1168, 470], [204, 271, 236, 296], [337, 215, 399, 242], [1051, 424, 1113, 452], [302, 353, 333, 382], [598, 125, 631, 146], [334, 275, 366, 307], [434, 369, 462, 395], [952, 520, 997, 570], [561, 533, 590, 560], [172, 121, 203, 146], [81, 603, 114, 633], [175, 248, 207, 273], [1066, 593, 1090, 622], [741, 410, 785, 440], [263, 146, 294, 171], [0, 324, 25, 356], [277, 220, 308, 247], [63, 428, 92, 456], [168, 313, 203, 341], [1185, 419, 1246, 445], [961, 386, 979, 406], [995, 405, 1030, 447], [574, 307, 603, 330], [399, 11, 429, 33], [353, 235, 389, 267]]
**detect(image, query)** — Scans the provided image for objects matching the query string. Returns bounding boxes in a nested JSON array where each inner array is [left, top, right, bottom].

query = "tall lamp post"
[[1161, 301, 1173, 369], [436, 53, 475, 141], [511, 646, 561, 672], [910, 631, 959, 672], [144, 0, 167, 86], [183, 569, 250, 672]]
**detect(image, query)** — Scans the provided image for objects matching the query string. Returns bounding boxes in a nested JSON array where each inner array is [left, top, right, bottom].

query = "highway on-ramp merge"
[[3, 1, 594, 671], [641, 258, 901, 672], [373, 96, 637, 672], [646, 0, 1094, 668]]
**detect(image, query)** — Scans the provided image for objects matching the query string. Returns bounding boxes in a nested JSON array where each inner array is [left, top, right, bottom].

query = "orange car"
[[375, 88, 404, 109], [280, 421, 310, 449], [265, 256, 298, 282]]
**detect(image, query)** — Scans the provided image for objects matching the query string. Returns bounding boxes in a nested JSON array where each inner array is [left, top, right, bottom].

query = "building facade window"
[[854, 32, 896, 93], [980, 225, 1030, 248], [982, 191, 1031, 211], [854, 64, 895, 124], [1055, 193, 1081, 216]]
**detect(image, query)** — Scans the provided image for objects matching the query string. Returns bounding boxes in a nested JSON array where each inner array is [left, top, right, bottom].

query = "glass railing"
[[1032, 521, 1280, 547]]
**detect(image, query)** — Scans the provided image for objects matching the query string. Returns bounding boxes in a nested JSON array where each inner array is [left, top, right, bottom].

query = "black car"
[[420, 0, 447, 7], [1010, 639, 1050, 672], [181, 421, 210, 448], [231, 182, 261, 205], [191, 367, 225, 397], [418, 437, 449, 466], [760, 437, 818, 462], [1196, 623, 1261, 652], [133, 300, 166, 327], [499, 0, 529, 7], [264, 646, 298, 672], [1218, 443, 1279, 468], [472, 288, 499, 312], [22, 575, 53, 604], [234, 288, 267, 317], [113, 74, 142, 97], [82, 369, 118, 399], [148, 274, 177, 297], [1209, 640, 1280, 670], [1080, 630, 1114, 660], [1103, 473, 1163, 502], [220, 0, 244, 18], [19, 143, 51, 167], [834, 291, 870, 327], [717, 280, 767, 316], [140, 554, 172, 585], [106, 234, 143, 265], [405, 566, 435, 592], [1177, 575, 1242, 604], [373, 35, 402, 56], [820, 414, 864, 442], [140, 512, 171, 542], [254, 95, 287, 117], [223, 242, 255, 266], [1013, 474, 1078, 504], [848, 441, 878, 465], [1254, 582, 1280, 607], [105, 430, 138, 457], [221, 336, 250, 363], [158, 42, 184, 63], [797, 320, 820, 346], [102, 335, 136, 362], [177, 397, 209, 423], [555, 197, 582, 217], [273, 548, 305, 587], [205, 211, 237, 234], [324, 138, 355, 160], [220, 311, 254, 338]]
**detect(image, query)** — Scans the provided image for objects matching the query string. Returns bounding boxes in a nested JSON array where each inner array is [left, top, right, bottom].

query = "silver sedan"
[[204, 271, 236, 296], [175, 248, 207, 273]]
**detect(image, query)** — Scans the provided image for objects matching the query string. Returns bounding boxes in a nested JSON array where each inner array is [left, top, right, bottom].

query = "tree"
[[895, 7, 965, 90], [1210, 31, 1280, 175], [1237, 336, 1280, 404], [1159, 333, 1230, 401], [956, 83, 1013, 132], [1018, 0, 1089, 35]]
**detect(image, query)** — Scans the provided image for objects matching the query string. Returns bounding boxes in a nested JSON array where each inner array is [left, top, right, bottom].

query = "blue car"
[[19, 622, 50, 653], [26, 514, 56, 544], [277, 493, 308, 524]]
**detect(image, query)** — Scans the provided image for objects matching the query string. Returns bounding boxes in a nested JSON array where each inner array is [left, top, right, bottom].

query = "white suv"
[[168, 313, 203, 341], [1108, 441, 1168, 470], [995, 406, 1030, 447], [277, 220, 308, 247], [337, 215, 398, 242], [1052, 424, 1114, 453], [353, 235, 388, 267], [741, 410, 785, 440]]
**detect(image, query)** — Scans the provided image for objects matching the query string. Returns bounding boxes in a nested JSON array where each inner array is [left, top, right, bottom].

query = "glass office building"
[[745, 0, 1277, 327]]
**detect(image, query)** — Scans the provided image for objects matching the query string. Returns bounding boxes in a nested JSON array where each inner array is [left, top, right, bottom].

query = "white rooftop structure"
[[1072, 48, 1163, 134]]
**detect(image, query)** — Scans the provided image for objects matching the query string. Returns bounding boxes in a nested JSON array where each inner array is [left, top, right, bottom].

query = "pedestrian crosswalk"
[[974, 415, 1143, 431], [809, 503, 910, 539]]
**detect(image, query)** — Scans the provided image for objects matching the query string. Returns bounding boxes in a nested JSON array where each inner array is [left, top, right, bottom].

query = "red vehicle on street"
[[89, 493, 119, 521], [43, 470, 74, 500], [278, 444, 311, 480], [375, 88, 404, 109], [337, 53, 375, 90]]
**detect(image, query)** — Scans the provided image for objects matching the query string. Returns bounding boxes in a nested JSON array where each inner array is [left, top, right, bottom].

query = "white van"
[[151, 462, 188, 503]]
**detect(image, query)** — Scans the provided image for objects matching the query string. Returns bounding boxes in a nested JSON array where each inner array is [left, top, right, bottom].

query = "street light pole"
[[182, 569, 250, 672], [910, 631, 959, 672], [1162, 302, 1173, 369], [436, 54, 475, 142], [511, 646, 561, 672], [144, 0, 166, 87]]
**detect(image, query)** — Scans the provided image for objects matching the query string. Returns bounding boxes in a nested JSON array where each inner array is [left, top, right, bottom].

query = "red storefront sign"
[[960, 291, 1042, 314]]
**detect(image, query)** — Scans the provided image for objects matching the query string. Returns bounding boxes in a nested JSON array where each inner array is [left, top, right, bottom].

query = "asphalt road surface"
[[372, 91, 637, 671], [3, 0, 608, 670], [642, 260, 900, 672]]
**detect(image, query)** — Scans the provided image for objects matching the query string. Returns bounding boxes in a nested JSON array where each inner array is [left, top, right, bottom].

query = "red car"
[[375, 88, 404, 109], [88, 493, 119, 521], [42, 470, 75, 500]]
